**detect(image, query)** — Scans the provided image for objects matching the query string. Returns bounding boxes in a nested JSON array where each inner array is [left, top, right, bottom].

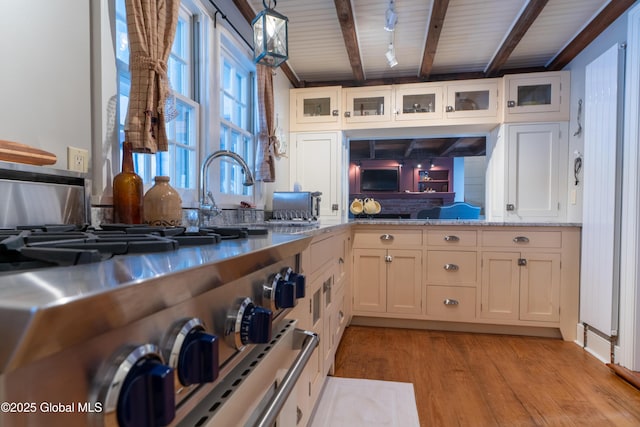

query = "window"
[[115, 0, 198, 194], [115, 1, 256, 206], [219, 35, 255, 197]]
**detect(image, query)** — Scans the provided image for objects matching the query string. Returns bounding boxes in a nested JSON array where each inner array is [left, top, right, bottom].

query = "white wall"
[[266, 69, 293, 211], [0, 1, 92, 170], [463, 156, 486, 209]]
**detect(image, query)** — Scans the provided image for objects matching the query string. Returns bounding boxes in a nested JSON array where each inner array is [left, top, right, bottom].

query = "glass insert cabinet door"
[[291, 86, 341, 128], [394, 83, 443, 121], [506, 74, 563, 114], [343, 86, 392, 123], [445, 81, 498, 119]]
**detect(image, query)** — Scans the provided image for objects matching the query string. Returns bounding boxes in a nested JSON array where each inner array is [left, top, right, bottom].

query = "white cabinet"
[[480, 250, 561, 323], [352, 248, 422, 315], [352, 228, 423, 316], [290, 86, 342, 131], [486, 122, 568, 222], [503, 71, 570, 122], [393, 83, 443, 122], [444, 79, 501, 123], [342, 86, 393, 128], [290, 132, 345, 222]]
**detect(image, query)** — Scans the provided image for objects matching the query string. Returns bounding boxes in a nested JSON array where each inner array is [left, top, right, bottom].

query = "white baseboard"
[[575, 323, 620, 364]]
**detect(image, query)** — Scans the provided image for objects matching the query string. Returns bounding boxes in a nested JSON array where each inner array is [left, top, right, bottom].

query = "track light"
[[385, 43, 398, 68], [384, 0, 397, 31]]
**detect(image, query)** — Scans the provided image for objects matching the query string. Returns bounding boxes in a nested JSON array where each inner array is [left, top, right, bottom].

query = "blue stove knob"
[[178, 330, 219, 386], [275, 277, 296, 309], [117, 357, 175, 427], [240, 303, 272, 345], [284, 268, 306, 298]]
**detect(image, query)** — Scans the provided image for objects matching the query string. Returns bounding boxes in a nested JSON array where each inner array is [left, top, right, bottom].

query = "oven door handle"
[[254, 328, 319, 427]]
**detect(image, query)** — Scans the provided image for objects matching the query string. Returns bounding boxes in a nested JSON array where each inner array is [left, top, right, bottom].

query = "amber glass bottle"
[[113, 141, 143, 224]]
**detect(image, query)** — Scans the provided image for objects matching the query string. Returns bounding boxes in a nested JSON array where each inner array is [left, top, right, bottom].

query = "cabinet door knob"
[[444, 263, 459, 271], [344, 111, 351, 118], [507, 100, 516, 108], [385, 255, 393, 263], [332, 110, 339, 116], [444, 235, 460, 242], [513, 236, 530, 243], [446, 105, 455, 112], [506, 204, 515, 211], [380, 234, 394, 241], [518, 258, 527, 266], [444, 298, 459, 305]]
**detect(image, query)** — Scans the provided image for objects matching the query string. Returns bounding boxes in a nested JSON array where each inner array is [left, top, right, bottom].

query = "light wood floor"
[[333, 325, 640, 426]]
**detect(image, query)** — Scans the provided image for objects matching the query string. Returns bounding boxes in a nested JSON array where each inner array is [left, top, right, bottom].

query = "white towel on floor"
[[310, 377, 420, 427]]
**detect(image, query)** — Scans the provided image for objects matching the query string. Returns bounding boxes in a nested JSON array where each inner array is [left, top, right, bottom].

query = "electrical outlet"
[[67, 147, 89, 173]]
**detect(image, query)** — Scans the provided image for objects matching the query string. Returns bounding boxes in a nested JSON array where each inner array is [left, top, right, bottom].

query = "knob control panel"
[[100, 344, 175, 427], [283, 267, 306, 299], [226, 297, 272, 350], [263, 273, 296, 310], [163, 318, 219, 387]]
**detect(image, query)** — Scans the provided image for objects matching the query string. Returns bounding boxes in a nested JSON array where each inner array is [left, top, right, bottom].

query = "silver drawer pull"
[[444, 263, 459, 271], [444, 298, 459, 305], [444, 235, 460, 242], [380, 234, 394, 241], [513, 236, 530, 243]]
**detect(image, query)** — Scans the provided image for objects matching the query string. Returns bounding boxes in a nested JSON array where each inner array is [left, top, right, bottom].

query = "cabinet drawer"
[[353, 229, 423, 248], [426, 230, 477, 247], [481, 230, 561, 248], [310, 234, 337, 273], [426, 286, 476, 320], [426, 251, 477, 285]]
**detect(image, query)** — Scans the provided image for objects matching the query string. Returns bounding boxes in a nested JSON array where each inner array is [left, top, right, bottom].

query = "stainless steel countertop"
[[0, 232, 311, 308], [348, 219, 582, 227]]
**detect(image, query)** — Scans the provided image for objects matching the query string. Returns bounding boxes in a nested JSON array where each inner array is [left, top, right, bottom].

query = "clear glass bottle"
[[112, 141, 143, 224]]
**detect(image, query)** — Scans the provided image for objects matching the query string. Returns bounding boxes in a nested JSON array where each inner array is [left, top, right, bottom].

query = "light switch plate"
[[67, 146, 89, 172]]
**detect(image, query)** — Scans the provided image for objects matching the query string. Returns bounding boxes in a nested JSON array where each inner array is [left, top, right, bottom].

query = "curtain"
[[124, 0, 180, 153], [255, 64, 282, 182]]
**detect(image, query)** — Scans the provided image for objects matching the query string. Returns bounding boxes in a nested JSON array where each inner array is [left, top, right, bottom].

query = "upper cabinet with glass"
[[342, 86, 393, 128], [444, 79, 501, 123], [290, 86, 342, 131], [393, 83, 443, 122], [503, 71, 570, 122]]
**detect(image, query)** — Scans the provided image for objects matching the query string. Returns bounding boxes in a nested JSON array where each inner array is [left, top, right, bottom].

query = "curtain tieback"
[[130, 55, 169, 80]]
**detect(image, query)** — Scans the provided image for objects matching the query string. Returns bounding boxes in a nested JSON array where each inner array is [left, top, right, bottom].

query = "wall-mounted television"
[[360, 169, 399, 192]]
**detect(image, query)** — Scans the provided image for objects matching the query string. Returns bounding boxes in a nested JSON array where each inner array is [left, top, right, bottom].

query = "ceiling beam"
[[404, 140, 417, 158], [420, 0, 451, 79], [438, 138, 465, 156], [232, 0, 301, 88], [485, 0, 550, 77], [547, 0, 637, 70], [334, 0, 365, 82]]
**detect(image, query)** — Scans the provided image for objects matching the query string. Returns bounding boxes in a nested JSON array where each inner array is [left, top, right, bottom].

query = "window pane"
[[115, 0, 129, 64]]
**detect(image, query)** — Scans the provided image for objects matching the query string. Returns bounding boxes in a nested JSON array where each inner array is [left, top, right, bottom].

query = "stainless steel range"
[[0, 164, 318, 427]]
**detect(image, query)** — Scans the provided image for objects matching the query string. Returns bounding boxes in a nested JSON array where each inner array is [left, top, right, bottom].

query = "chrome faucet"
[[200, 150, 255, 224]]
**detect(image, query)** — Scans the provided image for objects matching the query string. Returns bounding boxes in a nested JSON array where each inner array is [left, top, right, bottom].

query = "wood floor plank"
[[333, 326, 640, 427]]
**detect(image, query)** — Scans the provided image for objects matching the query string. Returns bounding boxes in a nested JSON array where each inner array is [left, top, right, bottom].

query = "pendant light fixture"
[[252, 0, 289, 68]]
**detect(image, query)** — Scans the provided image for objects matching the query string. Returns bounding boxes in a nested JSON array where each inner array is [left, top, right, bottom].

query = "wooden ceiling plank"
[[485, 0, 550, 78], [548, 0, 637, 71], [420, 0, 451, 79], [334, 0, 365, 82], [232, 0, 301, 87]]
